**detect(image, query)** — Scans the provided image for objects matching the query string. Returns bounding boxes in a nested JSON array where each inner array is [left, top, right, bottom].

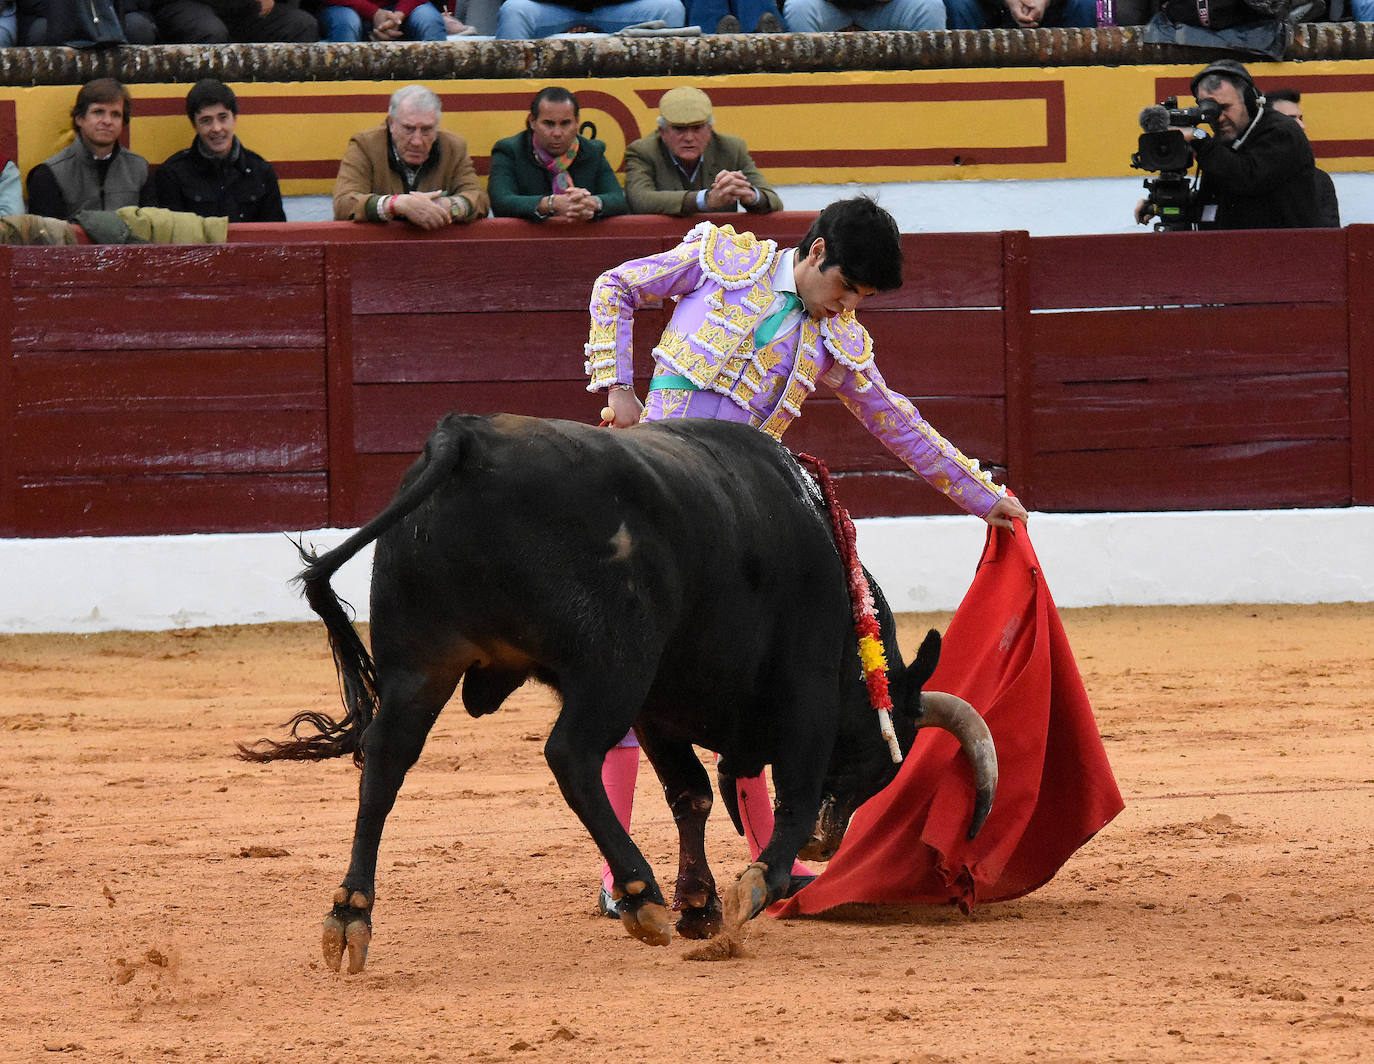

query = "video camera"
[[1131, 97, 1221, 231]]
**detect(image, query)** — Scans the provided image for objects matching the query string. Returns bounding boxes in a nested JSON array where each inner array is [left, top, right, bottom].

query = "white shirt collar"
[[773, 247, 799, 296]]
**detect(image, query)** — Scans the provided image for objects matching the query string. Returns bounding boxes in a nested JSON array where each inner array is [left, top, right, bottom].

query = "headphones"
[[1190, 60, 1264, 116]]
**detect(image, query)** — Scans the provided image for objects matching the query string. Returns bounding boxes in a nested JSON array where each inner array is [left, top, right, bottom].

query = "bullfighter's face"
[[529, 99, 579, 158], [389, 102, 440, 168], [794, 239, 879, 321]]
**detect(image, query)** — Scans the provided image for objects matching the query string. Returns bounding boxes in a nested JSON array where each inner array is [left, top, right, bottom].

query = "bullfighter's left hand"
[[985, 495, 1029, 530]]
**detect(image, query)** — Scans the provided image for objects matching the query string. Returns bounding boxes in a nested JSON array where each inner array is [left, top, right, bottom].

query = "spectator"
[[1134, 61, 1322, 230], [782, 0, 944, 30], [688, 0, 784, 31], [496, 0, 686, 37], [26, 79, 152, 219], [944, 0, 1097, 27], [488, 87, 628, 223], [317, 0, 446, 41], [624, 86, 781, 216], [154, 79, 286, 223], [151, 0, 318, 43], [1266, 87, 1340, 228], [17, 0, 157, 43], [332, 84, 489, 228]]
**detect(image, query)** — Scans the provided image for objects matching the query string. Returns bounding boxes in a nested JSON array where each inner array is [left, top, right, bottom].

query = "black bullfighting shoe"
[[784, 874, 816, 899]]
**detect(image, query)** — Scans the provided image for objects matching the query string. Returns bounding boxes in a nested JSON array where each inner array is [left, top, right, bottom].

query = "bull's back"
[[368, 414, 848, 688]]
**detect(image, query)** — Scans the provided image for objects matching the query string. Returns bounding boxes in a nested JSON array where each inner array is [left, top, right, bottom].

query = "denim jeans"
[[782, 0, 945, 30], [1352, 0, 1373, 18], [943, 0, 1098, 27], [319, 1, 447, 41], [496, 0, 687, 36], [686, 0, 784, 30]]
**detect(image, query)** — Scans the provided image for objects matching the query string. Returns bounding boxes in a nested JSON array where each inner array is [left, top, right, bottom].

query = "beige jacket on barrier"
[[332, 124, 489, 223]]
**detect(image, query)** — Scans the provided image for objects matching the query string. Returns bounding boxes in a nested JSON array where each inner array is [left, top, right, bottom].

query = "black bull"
[[240, 413, 997, 971]]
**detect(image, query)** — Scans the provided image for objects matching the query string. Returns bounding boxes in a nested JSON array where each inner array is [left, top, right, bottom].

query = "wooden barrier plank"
[[14, 410, 327, 476], [1032, 439, 1350, 512], [1029, 230, 1347, 310], [862, 309, 1005, 395], [1002, 229, 1033, 502], [352, 312, 590, 383], [351, 380, 593, 453], [1033, 372, 1350, 452], [1349, 225, 1374, 505], [16, 474, 329, 537], [12, 287, 326, 351], [0, 248, 12, 536], [1031, 305, 1349, 382], [325, 244, 360, 528], [11, 245, 323, 289], [12, 348, 325, 409], [871, 232, 1006, 309], [829, 470, 969, 519], [349, 238, 667, 315]]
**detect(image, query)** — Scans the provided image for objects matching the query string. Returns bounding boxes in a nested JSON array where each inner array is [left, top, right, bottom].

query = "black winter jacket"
[[1194, 107, 1322, 230], [153, 137, 286, 223]]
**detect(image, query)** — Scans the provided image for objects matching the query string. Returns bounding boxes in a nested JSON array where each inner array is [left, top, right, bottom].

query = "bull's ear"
[[908, 628, 941, 691]]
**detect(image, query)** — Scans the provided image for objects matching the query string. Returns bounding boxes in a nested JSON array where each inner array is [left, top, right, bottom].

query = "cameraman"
[[1136, 60, 1323, 230]]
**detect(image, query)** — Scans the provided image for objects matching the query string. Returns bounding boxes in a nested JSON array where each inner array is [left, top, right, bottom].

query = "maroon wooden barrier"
[[1, 218, 1369, 539], [1026, 229, 1352, 511]]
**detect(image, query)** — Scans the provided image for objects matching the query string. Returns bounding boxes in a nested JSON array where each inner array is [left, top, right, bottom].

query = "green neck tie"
[[754, 292, 803, 347]]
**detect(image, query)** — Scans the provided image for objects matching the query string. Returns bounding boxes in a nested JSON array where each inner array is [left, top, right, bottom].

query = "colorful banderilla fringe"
[[797, 453, 902, 763]]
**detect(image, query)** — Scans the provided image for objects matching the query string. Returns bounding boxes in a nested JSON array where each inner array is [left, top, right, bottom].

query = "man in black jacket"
[[1183, 60, 1321, 230], [154, 79, 286, 223]]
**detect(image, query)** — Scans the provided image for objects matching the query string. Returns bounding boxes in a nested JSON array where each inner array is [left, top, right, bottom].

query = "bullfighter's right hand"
[[395, 190, 452, 231], [604, 387, 643, 428]]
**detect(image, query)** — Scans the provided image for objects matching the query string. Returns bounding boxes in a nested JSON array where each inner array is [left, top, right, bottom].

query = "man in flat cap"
[[624, 86, 781, 216]]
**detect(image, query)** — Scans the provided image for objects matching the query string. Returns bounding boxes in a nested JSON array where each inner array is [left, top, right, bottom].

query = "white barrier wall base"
[[1, 508, 1371, 634]]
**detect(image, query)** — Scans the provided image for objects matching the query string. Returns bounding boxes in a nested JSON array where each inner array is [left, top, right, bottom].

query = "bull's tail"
[[236, 419, 466, 766]]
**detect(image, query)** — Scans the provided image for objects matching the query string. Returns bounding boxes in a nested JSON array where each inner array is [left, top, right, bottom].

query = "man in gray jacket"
[[26, 79, 152, 219], [624, 86, 782, 216]]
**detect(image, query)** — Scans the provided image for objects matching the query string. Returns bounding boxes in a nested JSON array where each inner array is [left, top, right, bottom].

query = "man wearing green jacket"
[[488, 87, 627, 224]]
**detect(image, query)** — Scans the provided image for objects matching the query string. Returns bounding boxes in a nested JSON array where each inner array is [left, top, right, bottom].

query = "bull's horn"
[[918, 692, 998, 840]]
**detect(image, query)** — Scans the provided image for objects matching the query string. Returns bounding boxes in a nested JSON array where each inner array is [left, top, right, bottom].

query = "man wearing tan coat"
[[624, 86, 781, 217], [332, 84, 489, 228]]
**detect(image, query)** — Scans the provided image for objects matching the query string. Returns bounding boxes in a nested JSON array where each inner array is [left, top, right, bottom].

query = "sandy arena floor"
[[1, 604, 1371, 1064]]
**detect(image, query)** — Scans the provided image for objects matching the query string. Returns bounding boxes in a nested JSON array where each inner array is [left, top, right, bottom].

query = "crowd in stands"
[[0, 0, 1366, 45], [0, 63, 1345, 237]]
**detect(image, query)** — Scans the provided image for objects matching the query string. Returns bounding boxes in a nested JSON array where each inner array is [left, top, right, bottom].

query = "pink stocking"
[[735, 771, 814, 877], [600, 743, 639, 892]]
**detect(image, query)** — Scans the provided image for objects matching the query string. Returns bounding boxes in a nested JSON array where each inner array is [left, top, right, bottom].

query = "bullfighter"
[[585, 196, 1028, 915]]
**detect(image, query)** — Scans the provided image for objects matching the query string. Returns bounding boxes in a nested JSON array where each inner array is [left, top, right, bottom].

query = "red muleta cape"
[[773, 523, 1124, 917]]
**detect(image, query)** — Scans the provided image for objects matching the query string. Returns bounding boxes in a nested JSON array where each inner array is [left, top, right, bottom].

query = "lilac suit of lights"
[[585, 221, 1008, 520]]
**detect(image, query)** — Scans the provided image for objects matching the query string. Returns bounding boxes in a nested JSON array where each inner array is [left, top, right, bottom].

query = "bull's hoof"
[[675, 901, 723, 940], [323, 888, 373, 974], [619, 899, 672, 946], [722, 862, 770, 933]]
